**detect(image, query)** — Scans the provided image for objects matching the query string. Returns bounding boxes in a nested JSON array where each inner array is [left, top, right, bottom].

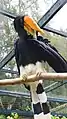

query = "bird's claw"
[[36, 71, 43, 84], [36, 71, 42, 78], [20, 73, 27, 81]]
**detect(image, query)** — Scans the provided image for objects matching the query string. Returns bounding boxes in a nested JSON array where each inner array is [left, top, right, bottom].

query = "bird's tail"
[[30, 81, 51, 119]]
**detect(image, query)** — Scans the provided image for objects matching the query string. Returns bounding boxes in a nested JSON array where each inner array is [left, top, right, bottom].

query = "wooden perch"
[[0, 72, 67, 85]]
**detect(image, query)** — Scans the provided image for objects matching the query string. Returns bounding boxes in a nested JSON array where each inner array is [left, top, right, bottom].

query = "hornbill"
[[14, 15, 67, 119]]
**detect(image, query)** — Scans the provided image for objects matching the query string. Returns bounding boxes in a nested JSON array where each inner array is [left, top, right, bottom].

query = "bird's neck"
[[18, 29, 28, 40], [18, 29, 37, 40]]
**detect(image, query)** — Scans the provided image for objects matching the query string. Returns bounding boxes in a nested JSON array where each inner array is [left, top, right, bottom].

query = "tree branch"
[[0, 72, 67, 85]]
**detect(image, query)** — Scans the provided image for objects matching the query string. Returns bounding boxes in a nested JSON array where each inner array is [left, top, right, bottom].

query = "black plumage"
[[14, 35, 67, 74], [14, 16, 67, 87]]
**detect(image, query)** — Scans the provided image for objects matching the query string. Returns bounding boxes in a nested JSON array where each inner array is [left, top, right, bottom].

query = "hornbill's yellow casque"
[[14, 15, 67, 119]]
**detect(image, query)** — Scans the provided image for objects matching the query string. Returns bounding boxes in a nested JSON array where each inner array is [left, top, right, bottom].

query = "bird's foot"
[[20, 73, 27, 81], [36, 70, 43, 83], [36, 71, 42, 78]]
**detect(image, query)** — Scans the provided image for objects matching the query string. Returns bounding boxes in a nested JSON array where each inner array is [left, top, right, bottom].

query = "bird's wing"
[[29, 38, 67, 73]]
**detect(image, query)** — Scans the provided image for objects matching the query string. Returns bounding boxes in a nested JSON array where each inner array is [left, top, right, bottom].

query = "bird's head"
[[14, 15, 45, 38]]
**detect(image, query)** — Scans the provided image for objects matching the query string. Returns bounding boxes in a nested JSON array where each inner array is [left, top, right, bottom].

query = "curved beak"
[[24, 16, 45, 36]]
